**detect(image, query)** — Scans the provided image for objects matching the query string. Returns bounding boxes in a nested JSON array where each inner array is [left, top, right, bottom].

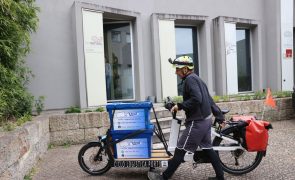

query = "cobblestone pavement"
[[33, 120, 295, 180]]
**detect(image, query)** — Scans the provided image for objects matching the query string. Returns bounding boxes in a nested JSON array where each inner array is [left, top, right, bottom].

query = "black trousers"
[[162, 148, 224, 180]]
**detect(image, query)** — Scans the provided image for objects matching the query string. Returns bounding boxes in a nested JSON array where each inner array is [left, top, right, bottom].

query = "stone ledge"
[[49, 114, 79, 132], [49, 112, 110, 145], [49, 112, 109, 132], [216, 98, 293, 121], [0, 115, 50, 179]]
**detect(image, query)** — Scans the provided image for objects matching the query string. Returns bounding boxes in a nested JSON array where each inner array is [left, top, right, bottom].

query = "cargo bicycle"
[[78, 99, 272, 176]]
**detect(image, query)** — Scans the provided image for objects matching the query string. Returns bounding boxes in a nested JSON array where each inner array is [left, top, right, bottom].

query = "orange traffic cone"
[[265, 88, 276, 109]]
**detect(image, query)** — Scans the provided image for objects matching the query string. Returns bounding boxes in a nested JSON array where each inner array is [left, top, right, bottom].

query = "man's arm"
[[209, 96, 224, 120], [207, 86, 224, 123], [177, 77, 202, 112]]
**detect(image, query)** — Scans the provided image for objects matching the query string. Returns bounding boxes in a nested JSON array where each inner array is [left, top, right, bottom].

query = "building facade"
[[26, 0, 295, 109]]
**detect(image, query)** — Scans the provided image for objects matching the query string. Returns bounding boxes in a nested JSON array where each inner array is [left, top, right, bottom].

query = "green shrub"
[[0, 113, 32, 131], [0, 64, 34, 121], [221, 95, 230, 102], [212, 95, 220, 103], [65, 106, 81, 114], [95, 106, 105, 112], [84, 109, 93, 113], [172, 96, 183, 103], [238, 95, 251, 101], [253, 91, 265, 100], [35, 96, 45, 115], [48, 144, 55, 149], [16, 113, 32, 126], [283, 91, 292, 97], [62, 141, 71, 148], [0, 0, 39, 124], [1, 121, 16, 131], [24, 167, 36, 180], [273, 91, 292, 98]]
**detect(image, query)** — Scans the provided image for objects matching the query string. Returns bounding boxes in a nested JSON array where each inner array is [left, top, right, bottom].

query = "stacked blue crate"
[[106, 101, 154, 159]]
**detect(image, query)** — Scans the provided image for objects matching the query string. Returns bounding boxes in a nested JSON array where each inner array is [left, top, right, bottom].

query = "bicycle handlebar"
[[172, 111, 182, 124]]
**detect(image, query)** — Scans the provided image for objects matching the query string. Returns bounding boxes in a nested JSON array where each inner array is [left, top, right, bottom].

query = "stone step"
[[149, 107, 186, 144], [149, 106, 186, 120], [150, 116, 184, 129], [152, 126, 186, 143], [152, 142, 165, 150], [149, 107, 171, 119]]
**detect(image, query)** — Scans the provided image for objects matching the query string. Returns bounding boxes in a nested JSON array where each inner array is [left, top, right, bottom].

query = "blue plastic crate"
[[106, 101, 153, 130], [111, 125, 154, 159]]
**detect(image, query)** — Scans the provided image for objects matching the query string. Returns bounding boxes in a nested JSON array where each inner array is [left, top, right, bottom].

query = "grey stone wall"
[[0, 116, 49, 180], [151, 98, 295, 122], [49, 112, 110, 145], [217, 97, 295, 121]]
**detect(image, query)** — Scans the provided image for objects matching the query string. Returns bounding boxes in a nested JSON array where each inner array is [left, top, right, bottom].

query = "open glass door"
[[175, 26, 198, 95], [103, 22, 135, 101]]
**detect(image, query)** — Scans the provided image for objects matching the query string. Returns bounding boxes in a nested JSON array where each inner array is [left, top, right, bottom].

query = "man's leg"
[[203, 148, 224, 180], [148, 148, 186, 180], [200, 119, 224, 180], [162, 148, 186, 179]]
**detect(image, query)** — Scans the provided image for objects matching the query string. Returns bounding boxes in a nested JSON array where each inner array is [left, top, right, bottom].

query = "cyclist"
[[148, 56, 225, 180]]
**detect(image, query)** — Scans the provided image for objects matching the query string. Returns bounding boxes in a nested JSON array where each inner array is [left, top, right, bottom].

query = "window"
[[236, 29, 251, 92], [111, 31, 121, 42], [175, 26, 198, 95]]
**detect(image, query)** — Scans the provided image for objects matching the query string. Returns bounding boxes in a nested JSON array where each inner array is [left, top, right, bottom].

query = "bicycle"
[[78, 99, 272, 176]]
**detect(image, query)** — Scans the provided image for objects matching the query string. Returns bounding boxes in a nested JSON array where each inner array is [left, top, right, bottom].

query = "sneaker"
[[208, 177, 217, 180], [208, 177, 225, 180], [147, 171, 164, 180]]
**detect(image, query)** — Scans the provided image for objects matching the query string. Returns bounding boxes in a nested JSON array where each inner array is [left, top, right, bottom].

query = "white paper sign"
[[113, 109, 146, 130], [116, 138, 149, 158]]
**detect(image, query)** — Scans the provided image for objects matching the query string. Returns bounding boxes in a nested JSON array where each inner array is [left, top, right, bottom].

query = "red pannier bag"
[[232, 115, 272, 152]]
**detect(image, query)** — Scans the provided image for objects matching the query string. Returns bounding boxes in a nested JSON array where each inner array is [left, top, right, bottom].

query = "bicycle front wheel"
[[78, 142, 112, 175], [212, 127, 264, 175]]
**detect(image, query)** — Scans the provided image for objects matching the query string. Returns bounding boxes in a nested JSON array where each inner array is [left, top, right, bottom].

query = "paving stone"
[[33, 120, 295, 180]]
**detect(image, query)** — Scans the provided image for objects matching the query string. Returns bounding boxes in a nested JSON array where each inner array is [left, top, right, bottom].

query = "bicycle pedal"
[[192, 163, 198, 169]]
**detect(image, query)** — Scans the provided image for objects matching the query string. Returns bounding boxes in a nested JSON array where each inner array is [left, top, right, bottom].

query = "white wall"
[[26, 0, 270, 109]]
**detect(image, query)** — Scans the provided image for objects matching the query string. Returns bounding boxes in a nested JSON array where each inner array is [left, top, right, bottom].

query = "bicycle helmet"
[[168, 56, 194, 69]]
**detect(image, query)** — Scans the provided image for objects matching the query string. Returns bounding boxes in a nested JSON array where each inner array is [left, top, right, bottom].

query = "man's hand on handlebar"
[[170, 104, 179, 113], [164, 96, 175, 111], [215, 118, 226, 129], [219, 121, 226, 128]]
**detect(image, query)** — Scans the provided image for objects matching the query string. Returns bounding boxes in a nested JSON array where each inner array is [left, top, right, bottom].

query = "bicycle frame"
[[167, 117, 245, 162]]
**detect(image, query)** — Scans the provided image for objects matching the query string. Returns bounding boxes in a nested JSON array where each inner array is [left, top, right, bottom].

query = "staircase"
[[149, 104, 186, 149]]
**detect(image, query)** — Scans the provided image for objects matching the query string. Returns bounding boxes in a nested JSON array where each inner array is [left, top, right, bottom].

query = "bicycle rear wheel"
[[212, 127, 264, 175], [78, 142, 112, 175]]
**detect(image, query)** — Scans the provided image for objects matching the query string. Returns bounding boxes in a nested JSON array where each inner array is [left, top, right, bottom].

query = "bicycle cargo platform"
[[113, 149, 171, 168]]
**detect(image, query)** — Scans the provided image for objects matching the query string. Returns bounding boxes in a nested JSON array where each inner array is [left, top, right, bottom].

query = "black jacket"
[[177, 73, 224, 122]]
